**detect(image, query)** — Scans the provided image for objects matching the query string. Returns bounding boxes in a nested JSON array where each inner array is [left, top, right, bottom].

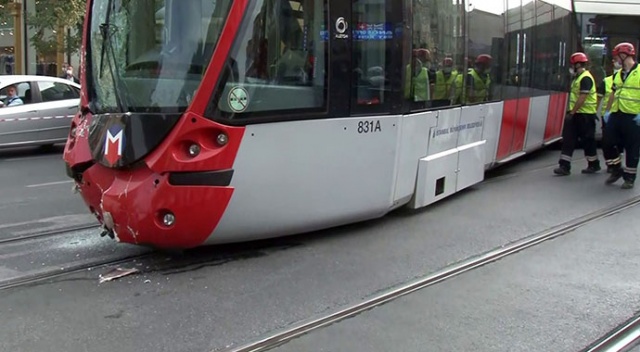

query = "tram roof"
[[574, 0, 640, 16]]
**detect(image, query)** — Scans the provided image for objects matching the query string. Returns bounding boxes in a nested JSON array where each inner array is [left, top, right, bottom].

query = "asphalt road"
[[2, 148, 639, 352], [272, 194, 640, 352], [0, 146, 95, 239]]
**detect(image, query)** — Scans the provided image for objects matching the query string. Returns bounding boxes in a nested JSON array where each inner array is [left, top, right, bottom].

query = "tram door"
[[544, 4, 572, 142], [327, 0, 403, 117], [497, 0, 532, 160]]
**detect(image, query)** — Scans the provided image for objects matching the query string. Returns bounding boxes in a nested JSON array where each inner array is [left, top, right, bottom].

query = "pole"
[[66, 27, 71, 65], [9, 0, 23, 75], [56, 25, 65, 75]]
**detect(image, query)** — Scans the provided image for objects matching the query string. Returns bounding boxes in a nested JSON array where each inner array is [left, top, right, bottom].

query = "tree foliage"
[[0, 2, 13, 29], [0, 0, 86, 57]]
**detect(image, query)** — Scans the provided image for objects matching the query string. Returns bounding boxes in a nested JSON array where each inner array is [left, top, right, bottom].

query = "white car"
[[0, 75, 80, 149]]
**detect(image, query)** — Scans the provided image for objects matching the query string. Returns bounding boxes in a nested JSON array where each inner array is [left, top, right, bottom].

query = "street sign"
[[228, 86, 249, 113]]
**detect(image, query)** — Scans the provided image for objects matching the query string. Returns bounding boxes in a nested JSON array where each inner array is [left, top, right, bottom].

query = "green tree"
[[0, 3, 14, 31], [0, 0, 86, 58]]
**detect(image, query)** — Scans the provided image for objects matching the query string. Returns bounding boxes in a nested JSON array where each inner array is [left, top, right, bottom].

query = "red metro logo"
[[104, 126, 125, 166]]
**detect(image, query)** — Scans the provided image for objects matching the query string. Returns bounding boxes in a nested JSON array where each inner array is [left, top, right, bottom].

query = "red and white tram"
[[64, 0, 579, 248]]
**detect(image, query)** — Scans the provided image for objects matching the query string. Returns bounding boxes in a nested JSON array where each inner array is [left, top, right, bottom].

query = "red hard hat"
[[570, 52, 588, 65], [416, 48, 431, 61], [475, 54, 492, 64], [613, 42, 636, 57]]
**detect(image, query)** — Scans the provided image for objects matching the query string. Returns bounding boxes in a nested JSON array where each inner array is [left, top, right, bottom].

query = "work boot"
[[621, 173, 635, 189], [553, 165, 570, 176], [581, 161, 601, 174], [605, 169, 623, 184]]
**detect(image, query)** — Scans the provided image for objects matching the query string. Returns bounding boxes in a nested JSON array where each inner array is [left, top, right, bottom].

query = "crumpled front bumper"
[[72, 162, 233, 249]]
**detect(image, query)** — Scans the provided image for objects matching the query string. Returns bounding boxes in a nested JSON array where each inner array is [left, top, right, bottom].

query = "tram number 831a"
[[357, 120, 382, 134]]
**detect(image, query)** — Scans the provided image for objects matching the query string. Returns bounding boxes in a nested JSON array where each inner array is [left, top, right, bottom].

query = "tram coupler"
[[99, 227, 115, 239]]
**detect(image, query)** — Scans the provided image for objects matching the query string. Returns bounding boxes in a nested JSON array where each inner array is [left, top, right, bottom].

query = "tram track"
[[582, 311, 640, 352], [0, 251, 154, 291], [219, 195, 640, 352], [0, 223, 100, 246], [484, 156, 588, 184], [0, 222, 153, 291]]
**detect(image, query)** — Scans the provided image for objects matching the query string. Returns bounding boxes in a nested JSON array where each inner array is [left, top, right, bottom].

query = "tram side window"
[[406, 0, 465, 111], [213, 0, 328, 118], [352, 0, 394, 108], [550, 5, 574, 93], [531, 1, 555, 94], [464, 0, 505, 105]]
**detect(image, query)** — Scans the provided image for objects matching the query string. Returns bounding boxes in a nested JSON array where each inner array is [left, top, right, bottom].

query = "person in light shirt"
[[1, 84, 24, 108]]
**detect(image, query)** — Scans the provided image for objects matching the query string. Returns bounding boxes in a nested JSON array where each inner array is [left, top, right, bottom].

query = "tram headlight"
[[163, 212, 176, 227], [188, 143, 201, 157], [217, 133, 228, 146]]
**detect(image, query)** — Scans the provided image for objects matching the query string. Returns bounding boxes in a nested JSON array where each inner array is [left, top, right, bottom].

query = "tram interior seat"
[[272, 49, 310, 85], [367, 66, 385, 87], [354, 66, 387, 102]]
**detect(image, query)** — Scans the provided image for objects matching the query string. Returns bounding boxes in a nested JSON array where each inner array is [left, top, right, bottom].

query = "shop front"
[[0, 0, 80, 77]]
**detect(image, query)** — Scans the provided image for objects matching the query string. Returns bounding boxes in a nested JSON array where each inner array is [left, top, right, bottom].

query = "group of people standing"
[[405, 49, 493, 108], [554, 42, 640, 190]]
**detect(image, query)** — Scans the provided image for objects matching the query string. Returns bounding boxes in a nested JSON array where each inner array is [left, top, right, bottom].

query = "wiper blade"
[[98, 0, 114, 79], [105, 31, 130, 113], [96, 0, 130, 113]]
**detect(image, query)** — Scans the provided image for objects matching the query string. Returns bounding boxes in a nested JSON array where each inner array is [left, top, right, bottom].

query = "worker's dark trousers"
[[603, 113, 640, 181], [559, 113, 599, 169]]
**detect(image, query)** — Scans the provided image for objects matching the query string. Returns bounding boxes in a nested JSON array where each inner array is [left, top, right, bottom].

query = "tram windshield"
[[88, 0, 233, 114]]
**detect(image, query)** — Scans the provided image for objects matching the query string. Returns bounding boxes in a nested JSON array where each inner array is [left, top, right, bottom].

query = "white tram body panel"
[[209, 96, 537, 244], [524, 96, 551, 151], [211, 116, 401, 244]]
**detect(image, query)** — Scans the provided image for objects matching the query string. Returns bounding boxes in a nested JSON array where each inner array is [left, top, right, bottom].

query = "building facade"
[[0, 0, 81, 77]]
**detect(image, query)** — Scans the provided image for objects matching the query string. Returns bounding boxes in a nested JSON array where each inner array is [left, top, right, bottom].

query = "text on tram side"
[[358, 120, 382, 134]]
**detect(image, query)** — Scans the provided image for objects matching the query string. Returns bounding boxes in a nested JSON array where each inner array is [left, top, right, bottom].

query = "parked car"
[[0, 75, 80, 149]]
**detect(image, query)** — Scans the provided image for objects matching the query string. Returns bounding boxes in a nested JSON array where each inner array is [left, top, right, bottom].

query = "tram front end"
[[64, 0, 248, 248]]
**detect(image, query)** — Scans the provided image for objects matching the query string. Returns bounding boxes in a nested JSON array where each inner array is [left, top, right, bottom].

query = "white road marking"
[[0, 115, 74, 123], [4, 155, 57, 162], [25, 180, 74, 188]]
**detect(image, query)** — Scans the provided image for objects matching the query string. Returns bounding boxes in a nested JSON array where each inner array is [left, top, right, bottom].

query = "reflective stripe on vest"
[[433, 70, 458, 100], [614, 67, 640, 115], [605, 75, 619, 112], [569, 70, 597, 114]]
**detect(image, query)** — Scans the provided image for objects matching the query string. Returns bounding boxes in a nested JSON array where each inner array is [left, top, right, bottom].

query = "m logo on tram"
[[104, 127, 124, 166]]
